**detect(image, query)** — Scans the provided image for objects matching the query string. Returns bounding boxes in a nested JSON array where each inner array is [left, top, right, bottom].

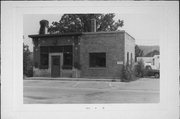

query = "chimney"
[[39, 20, 49, 35], [90, 18, 96, 32]]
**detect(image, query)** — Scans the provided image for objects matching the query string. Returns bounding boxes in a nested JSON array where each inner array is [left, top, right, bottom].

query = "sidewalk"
[[24, 77, 159, 91], [24, 77, 116, 82]]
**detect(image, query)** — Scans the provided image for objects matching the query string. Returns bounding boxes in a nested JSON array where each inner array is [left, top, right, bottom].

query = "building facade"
[[29, 31, 135, 79]]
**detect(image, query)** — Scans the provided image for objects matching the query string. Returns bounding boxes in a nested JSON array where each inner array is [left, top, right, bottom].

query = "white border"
[[1, 1, 179, 119]]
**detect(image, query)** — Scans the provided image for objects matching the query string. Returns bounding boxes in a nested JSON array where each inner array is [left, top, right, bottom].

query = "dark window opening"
[[40, 54, 48, 69], [40, 46, 49, 53], [49, 46, 72, 53], [63, 46, 73, 52], [89, 53, 106, 68], [127, 52, 129, 65], [50, 46, 63, 53], [63, 53, 73, 69]]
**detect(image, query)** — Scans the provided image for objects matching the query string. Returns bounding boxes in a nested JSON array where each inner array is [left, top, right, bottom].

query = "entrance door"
[[51, 56, 61, 77]]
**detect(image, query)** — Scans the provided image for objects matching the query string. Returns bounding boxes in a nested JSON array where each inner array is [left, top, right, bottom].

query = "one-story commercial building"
[[28, 20, 135, 79]]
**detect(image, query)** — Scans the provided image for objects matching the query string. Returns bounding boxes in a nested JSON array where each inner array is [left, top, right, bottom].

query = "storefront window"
[[40, 45, 73, 69], [63, 53, 73, 69], [40, 54, 48, 69]]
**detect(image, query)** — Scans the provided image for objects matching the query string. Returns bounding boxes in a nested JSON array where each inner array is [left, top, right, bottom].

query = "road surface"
[[24, 78, 159, 104]]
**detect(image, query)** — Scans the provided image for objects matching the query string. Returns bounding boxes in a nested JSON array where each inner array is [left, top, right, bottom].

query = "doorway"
[[49, 53, 63, 77]]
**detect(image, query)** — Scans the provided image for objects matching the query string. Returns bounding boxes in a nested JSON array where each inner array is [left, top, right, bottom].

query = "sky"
[[23, 13, 160, 51]]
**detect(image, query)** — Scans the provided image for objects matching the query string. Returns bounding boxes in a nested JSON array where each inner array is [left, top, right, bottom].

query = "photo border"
[[1, 1, 179, 119]]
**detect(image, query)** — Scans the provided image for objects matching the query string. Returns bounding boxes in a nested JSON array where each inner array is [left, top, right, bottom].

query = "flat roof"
[[28, 32, 82, 38], [28, 30, 135, 40]]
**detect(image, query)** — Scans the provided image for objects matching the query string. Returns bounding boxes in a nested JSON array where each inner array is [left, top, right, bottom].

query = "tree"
[[48, 14, 124, 34], [23, 44, 33, 77], [135, 45, 144, 62]]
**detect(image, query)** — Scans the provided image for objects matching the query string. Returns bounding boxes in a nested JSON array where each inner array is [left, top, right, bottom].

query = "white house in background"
[[137, 55, 160, 70]]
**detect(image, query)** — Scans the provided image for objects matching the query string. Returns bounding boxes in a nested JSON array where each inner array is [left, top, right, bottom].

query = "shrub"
[[134, 60, 145, 77], [121, 63, 136, 82]]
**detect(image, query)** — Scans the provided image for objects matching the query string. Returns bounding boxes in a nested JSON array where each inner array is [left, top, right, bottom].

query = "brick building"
[[28, 20, 135, 79]]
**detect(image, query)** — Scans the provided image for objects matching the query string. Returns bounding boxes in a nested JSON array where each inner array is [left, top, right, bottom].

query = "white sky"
[[23, 13, 160, 51]]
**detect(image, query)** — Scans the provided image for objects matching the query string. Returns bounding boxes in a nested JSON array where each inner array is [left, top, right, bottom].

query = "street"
[[24, 78, 159, 104]]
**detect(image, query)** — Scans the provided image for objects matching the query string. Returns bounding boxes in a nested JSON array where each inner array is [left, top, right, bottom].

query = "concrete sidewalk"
[[24, 78, 159, 91], [24, 77, 116, 82]]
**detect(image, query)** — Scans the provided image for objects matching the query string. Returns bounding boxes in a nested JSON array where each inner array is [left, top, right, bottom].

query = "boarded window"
[[89, 53, 106, 67]]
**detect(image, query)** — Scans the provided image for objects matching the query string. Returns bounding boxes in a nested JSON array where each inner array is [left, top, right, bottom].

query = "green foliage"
[[23, 44, 33, 77], [48, 14, 124, 34], [135, 45, 144, 62]]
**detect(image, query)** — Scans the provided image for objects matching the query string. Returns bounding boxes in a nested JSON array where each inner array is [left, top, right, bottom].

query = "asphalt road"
[[24, 78, 159, 104]]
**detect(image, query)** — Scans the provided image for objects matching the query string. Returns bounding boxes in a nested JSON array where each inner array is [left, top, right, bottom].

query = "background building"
[[137, 55, 160, 70]]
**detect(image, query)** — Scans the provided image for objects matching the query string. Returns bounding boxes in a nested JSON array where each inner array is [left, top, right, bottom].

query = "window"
[[63, 46, 73, 52], [49, 46, 72, 53], [62, 46, 73, 69], [63, 53, 73, 69], [40, 46, 49, 53], [40, 46, 49, 69], [127, 52, 129, 65], [89, 53, 106, 68], [50, 46, 63, 53], [40, 54, 49, 69]]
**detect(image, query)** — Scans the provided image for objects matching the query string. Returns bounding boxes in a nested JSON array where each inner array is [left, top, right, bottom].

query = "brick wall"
[[80, 32, 125, 79], [124, 32, 135, 65], [33, 36, 80, 77]]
